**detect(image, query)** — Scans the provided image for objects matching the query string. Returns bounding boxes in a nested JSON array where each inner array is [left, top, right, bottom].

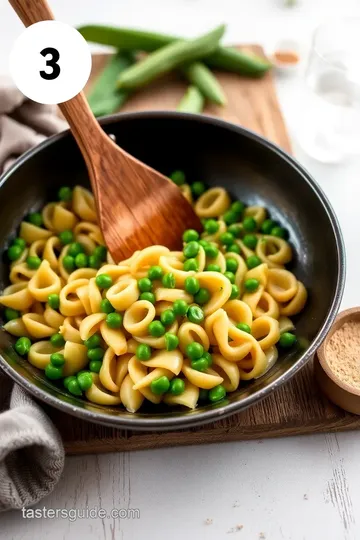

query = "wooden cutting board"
[[44, 46, 360, 453]]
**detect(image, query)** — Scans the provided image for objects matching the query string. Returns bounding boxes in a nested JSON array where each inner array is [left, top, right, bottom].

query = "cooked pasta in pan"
[[0, 175, 307, 412]]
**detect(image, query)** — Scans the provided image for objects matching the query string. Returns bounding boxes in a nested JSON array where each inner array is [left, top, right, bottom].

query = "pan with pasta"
[[0, 174, 307, 413]]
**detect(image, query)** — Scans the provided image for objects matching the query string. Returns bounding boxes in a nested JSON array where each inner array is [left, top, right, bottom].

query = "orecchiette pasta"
[[1, 180, 307, 413]]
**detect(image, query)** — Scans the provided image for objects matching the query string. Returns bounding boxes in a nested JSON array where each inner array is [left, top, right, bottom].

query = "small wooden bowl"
[[315, 307, 360, 415]]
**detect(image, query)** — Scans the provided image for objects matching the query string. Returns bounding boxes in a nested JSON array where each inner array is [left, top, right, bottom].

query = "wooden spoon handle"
[[9, 0, 106, 178]]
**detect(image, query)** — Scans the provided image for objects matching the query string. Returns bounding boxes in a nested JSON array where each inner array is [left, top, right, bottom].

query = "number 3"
[[40, 47, 60, 80]]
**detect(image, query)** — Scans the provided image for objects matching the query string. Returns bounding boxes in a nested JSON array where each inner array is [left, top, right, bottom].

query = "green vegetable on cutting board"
[[115, 25, 225, 89], [78, 24, 271, 76], [87, 51, 135, 117], [181, 62, 226, 106], [177, 85, 205, 113]]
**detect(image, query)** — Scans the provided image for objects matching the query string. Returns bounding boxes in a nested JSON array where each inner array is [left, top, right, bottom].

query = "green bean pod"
[[78, 25, 271, 77], [182, 62, 226, 105], [115, 25, 225, 89], [176, 86, 205, 113], [87, 51, 135, 116]]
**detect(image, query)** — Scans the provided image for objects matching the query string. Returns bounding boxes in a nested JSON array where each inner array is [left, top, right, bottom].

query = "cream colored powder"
[[327, 321, 360, 390]]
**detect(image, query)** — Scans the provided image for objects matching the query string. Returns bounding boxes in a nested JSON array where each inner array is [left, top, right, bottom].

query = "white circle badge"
[[9, 21, 92, 105]]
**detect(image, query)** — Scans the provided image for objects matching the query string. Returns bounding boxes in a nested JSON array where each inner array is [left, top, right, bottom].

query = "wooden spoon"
[[9, 0, 201, 263]]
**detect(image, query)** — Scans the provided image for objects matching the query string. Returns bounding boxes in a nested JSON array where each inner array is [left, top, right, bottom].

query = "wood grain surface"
[[16, 46, 360, 455]]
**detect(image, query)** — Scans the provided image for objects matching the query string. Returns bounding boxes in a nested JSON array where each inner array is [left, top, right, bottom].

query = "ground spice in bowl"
[[326, 321, 360, 390]]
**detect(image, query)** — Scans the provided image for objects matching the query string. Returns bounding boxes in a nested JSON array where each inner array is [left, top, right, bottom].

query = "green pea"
[[186, 342, 204, 360], [226, 258, 238, 273], [26, 256, 41, 269], [58, 186, 72, 201], [89, 255, 102, 269], [162, 273, 176, 288], [169, 378, 185, 395], [191, 181, 206, 198], [4, 308, 19, 321], [206, 264, 221, 272], [63, 375, 76, 389], [187, 305, 204, 324], [227, 224, 242, 238], [59, 230, 74, 245], [219, 232, 235, 246], [89, 360, 102, 373], [160, 309, 176, 327], [170, 170, 186, 186], [173, 299, 188, 316], [243, 234, 258, 250], [183, 229, 199, 243], [84, 333, 101, 349], [165, 333, 179, 351], [27, 212, 43, 227], [236, 323, 251, 333], [45, 364, 63, 380], [50, 333, 65, 348], [198, 389, 209, 401], [48, 293, 60, 310], [230, 284, 240, 299], [224, 271, 235, 283], [136, 343, 152, 360], [183, 241, 200, 259], [191, 358, 209, 371], [7, 245, 22, 261], [246, 255, 262, 269], [75, 253, 88, 268], [243, 216, 257, 232], [231, 201, 245, 215], [227, 244, 241, 254], [15, 336, 31, 356], [50, 352, 65, 367], [100, 299, 115, 314], [279, 332, 297, 348], [209, 384, 226, 402], [204, 219, 219, 234], [68, 242, 84, 257], [93, 245, 107, 261], [184, 276, 200, 295], [194, 288, 210, 305], [87, 347, 105, 361], [12, 238, 26, 249], [244, 278, 260, 292], [261, 219, 275, 234], [183, 258, 198, 272], [95, 273, 113, 289], [150, 376, 170, 395], [271, 226, 288, 239], [106, 312, 123, 329], [148, 320, 166, 337], [140, 292, 156, 304], [199, 239, 209, 248], [77, 371, 93, 391], [223, 210, 238, 225], [138, 277, 153, 292], [204, 243, 219, 258], [203, 351, 213, 366], [148, 265, 163, 280], [68, 378, 83, 395], [62, 255, 75, 272]]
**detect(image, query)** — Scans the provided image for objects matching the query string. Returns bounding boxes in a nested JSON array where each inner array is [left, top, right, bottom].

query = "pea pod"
[[116, 25, 225, 89], [78, 25, 271, 76], [176, 86, 204, 113], [181, 62, 226, 105], [87, 51, 135, 116]]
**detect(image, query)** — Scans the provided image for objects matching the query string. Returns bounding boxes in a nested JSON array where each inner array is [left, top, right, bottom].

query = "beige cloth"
[[0, 77, 67, 510]]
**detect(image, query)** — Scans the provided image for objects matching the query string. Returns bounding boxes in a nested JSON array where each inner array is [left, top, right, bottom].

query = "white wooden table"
[[1, 0, 360, 538]]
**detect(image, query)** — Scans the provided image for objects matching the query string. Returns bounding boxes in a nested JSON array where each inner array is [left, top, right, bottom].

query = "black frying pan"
[[0, 112, 345, 430]]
